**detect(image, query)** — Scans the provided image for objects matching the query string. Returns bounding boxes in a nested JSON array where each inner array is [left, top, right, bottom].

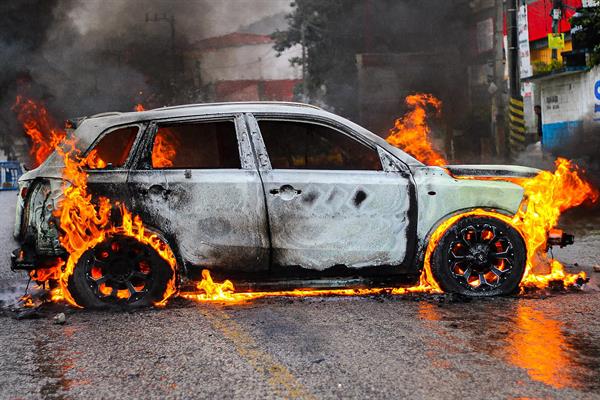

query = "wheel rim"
[[83, 237, 155, 303], [446, 223, 516, 292]]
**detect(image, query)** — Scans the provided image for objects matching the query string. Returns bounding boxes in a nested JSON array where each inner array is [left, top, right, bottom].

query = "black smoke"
[[0, 0, 291, 161]]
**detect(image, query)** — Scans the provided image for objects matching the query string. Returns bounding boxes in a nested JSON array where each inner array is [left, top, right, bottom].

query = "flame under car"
[[12, 102, 544, 307]]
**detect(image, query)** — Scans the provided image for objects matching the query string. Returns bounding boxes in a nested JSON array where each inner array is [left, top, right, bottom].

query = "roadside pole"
[[493, 0, 508, 159], [506, 0, 525, 159]]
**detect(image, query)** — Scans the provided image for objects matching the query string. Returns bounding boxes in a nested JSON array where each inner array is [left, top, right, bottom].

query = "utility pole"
[[300, 21, 307, 102], [493, 0, 508, 159], [507, 0, 520, 98], [506, 0, 527, 160]]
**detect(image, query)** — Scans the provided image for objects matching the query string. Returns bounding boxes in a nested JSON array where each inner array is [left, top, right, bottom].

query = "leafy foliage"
[[570, 6, 600, 66], [272, 0, 364, 117]]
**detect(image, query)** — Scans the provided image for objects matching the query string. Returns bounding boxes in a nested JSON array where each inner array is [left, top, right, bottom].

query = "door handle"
[[269, 185, 302, 200], [139, 185, 171, 199]]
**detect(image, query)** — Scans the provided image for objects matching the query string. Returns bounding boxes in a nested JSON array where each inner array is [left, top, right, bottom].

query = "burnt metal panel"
[[245, 113, 413, 270], [134, 114, 270, 272], [260, 170, 411, 270]]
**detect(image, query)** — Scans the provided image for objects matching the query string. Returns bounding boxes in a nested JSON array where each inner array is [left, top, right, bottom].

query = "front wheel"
[[67, 235, 174, 308], [430, 216, 526, 296]]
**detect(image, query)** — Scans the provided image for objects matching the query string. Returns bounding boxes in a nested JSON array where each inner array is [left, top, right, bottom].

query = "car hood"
[[444, 164, 540, 179]]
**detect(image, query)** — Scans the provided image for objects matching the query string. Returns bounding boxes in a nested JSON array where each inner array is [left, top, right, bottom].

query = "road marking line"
[[203, 308, 315, 399]]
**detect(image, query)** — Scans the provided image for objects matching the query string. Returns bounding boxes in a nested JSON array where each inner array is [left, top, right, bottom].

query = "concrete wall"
[[538, 65, 600, 155]]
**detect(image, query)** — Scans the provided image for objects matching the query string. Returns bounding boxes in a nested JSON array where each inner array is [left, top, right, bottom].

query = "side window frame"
[[83, 123, 145, 171], [131, 114, 252, 171], [247, 114, 386, 172]]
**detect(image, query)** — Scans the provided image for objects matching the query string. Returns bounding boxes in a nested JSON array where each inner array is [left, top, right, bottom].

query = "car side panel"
[[413, 166, 525, 241], [245, 113, 414, 271], [137, 114, 270, 272]]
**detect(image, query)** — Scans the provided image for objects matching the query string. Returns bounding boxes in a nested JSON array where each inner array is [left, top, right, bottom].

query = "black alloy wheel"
[[430, 216, 526, 296], [68, 235, 173, 308]]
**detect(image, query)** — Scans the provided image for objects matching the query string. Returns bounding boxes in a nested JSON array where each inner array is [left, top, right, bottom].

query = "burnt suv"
[[13, 102, 538, 306]]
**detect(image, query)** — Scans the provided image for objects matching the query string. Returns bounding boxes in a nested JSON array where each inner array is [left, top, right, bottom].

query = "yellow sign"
[[548, 33, 565, 49]]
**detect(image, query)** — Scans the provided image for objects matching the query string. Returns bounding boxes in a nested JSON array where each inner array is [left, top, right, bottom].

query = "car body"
[[12, 102, 540, 301]]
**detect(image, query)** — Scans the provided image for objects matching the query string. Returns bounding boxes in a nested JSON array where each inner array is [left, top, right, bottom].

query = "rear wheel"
[[430, 216, 526, 296], [68, 235, 174, 308]]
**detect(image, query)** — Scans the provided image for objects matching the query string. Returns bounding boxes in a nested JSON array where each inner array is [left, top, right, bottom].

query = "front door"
[[141, 115, 270, 273], [247, 116, 412, 271]]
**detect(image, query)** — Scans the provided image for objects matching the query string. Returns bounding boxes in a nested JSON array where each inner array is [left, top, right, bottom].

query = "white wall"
[[540, 66, 600, 126], [191, 43, 302, 84], [537, 65, 600, 151]]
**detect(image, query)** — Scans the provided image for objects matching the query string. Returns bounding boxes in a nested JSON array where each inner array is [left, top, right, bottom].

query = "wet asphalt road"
[[1, 191, 600, 399]]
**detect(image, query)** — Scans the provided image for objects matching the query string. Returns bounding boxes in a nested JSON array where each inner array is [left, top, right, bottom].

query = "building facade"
[[183, 32, 302, 102]]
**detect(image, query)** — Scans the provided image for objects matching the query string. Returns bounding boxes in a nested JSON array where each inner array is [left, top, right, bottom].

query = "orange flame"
[[151, 128, 178, 168], [386, 93, 447, 166], [12, 96, 66, 168], [53, 140, 178, 306], [516, 158, 598, 289], [134, 104, 145, 112], [16, 98, 177, 307], [181, 269, 441, 304]]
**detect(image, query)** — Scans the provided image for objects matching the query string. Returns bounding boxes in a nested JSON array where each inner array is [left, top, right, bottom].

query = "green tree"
[[273, 1, 467, 121], [272, 0, 364, 117], [571, 6, 600, 66]]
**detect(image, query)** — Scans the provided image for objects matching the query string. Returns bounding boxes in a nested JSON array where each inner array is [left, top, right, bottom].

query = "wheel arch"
[[131, 222, 187, 281], [413, 206, 525, 270]]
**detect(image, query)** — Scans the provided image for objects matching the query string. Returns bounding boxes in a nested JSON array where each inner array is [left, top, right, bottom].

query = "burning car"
[[10, 102, 575, 307]]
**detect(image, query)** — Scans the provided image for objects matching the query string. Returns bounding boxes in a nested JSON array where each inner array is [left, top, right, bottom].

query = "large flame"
[[152, 128, 178, 168], [15, 96, 177, 307], [12, 96, 66, 168], [386, 93, 447, 166], [53, 140, 178, 306], [515, 158, 598, 289]]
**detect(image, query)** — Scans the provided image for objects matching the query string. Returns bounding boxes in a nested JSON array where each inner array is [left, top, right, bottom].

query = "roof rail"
[[150, 101, 322, 112]]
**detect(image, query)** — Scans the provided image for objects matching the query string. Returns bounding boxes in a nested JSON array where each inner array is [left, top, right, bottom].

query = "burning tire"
[[430, 216, 526, 296], [68, 235, 174, 308]]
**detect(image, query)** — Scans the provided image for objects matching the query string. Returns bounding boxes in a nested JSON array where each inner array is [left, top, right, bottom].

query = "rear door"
[[139, 115, 269, 273], [247, 115, 413, 271]]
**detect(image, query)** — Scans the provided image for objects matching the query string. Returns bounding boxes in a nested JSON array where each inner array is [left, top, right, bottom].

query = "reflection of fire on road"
[[507, 304, 574, 389], [13, 95, 599, 307]]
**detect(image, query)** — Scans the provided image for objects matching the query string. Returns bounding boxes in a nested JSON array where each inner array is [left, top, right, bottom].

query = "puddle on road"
[[418, 299, 600, 392]]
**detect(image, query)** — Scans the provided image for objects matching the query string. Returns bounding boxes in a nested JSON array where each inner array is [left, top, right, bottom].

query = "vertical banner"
[[517, 3, 532, 94]]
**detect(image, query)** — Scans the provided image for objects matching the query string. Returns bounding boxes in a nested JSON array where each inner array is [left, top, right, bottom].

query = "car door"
[[133, 114, 269, 273], [246, 114, 413, 271]]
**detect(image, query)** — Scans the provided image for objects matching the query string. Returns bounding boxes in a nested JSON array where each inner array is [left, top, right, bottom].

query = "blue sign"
[[595, 80, 600, 101]]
